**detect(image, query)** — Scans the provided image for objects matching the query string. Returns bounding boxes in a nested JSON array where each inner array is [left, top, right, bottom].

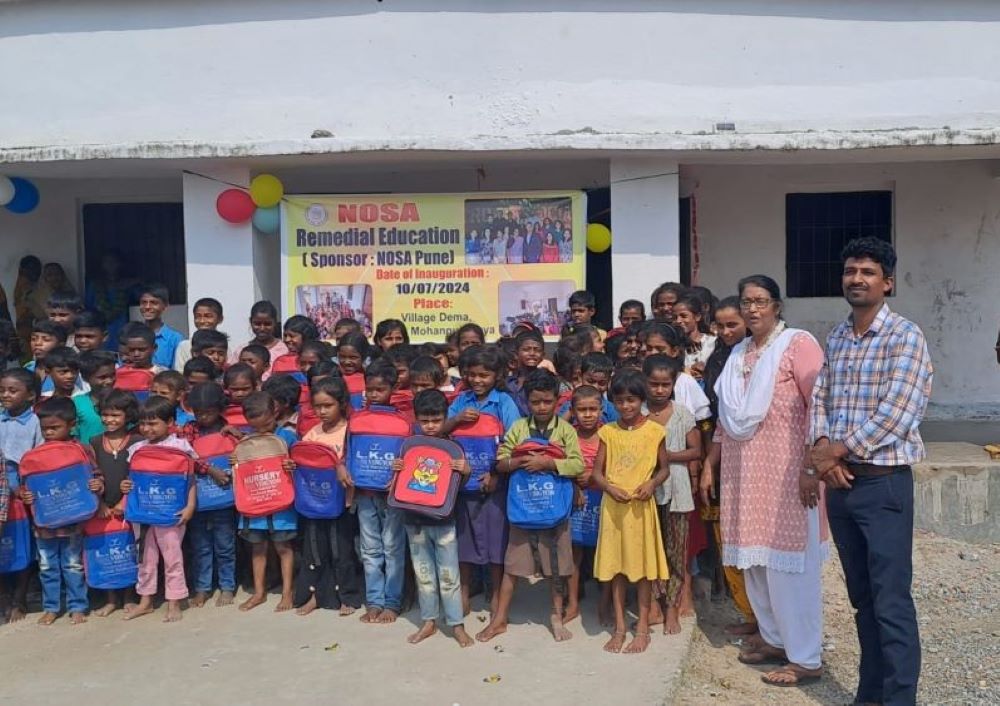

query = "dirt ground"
[[0, 576, 691, 706], [674, 530, 999, 705]]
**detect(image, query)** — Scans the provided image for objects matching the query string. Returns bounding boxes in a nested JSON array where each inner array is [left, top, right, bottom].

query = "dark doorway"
[[82, 203, 187, 305], [679, 197, 692, 286]]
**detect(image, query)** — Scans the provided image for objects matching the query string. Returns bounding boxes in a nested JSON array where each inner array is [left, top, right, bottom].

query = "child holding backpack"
[[185, 383, 238, 608], [295, 377, 363, 617], [0, 368, 44, 623], [20, 398, 104, 625], [477, 369, 583, 644], [444, 344, 521, 616], [392, 389, 473, 647], [121, 396, 197, 622], [351, 362, 409, 624], [89, 389, 142, 616], [237, 391, 298, 613]]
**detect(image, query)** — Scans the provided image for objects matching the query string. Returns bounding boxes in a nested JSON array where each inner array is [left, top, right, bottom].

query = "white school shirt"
[[674, 372, 711, 421]]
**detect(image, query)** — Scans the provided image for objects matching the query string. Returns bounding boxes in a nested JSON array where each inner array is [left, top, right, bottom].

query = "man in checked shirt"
[[810, 237, 933, 706]]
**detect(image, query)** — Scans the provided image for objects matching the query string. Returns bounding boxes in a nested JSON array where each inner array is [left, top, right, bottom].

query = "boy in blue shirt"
[[0, 368, 43, 622], [137, 283, 182, 370], [558, 352, 619, 424], [26, 320, 68, 396]]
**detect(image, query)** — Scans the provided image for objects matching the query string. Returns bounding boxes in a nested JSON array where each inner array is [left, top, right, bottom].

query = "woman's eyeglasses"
[[739, 298, 773, 311]]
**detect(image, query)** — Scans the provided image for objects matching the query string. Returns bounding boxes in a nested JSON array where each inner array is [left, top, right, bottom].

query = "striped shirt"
[[810, 303, 933, 466]]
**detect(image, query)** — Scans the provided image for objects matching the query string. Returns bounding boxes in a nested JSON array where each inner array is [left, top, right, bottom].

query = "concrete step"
[[913, 442, 999, 543]]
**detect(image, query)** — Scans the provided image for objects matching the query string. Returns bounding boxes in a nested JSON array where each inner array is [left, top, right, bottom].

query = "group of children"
[[0, 281, 756, 654]]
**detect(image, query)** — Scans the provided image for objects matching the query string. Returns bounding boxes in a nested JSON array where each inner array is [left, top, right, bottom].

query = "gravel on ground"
[[674, 530, 999, 705]]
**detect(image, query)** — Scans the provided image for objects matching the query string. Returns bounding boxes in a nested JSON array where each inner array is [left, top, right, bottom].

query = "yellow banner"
[[281, 191, 586, 342]]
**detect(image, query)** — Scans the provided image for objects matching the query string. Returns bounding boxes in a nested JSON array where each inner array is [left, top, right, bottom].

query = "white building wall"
[[688, 160, 1000, 419], [2, 1, 1000, 160]]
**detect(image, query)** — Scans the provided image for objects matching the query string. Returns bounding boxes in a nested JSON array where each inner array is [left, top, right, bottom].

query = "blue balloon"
[[252, 205, 280, 234], [5, 177, 39, 214]]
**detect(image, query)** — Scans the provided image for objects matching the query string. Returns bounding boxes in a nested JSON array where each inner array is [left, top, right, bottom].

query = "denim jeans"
[[405, 521, 463, 626], [827, 469, 920, 706], [356, 493, 405, 612], [36, 534, 88, 614], [189, 508, 237, 593]]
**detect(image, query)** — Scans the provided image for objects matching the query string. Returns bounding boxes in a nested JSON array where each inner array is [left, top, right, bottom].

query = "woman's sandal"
[[761, 664, 823, 687]]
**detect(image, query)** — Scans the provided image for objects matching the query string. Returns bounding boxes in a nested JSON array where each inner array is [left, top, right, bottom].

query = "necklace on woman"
[[744, 320, 786, 376]]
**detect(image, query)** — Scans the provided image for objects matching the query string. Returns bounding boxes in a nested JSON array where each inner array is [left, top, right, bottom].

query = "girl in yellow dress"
[[592, 369, 671, 655]]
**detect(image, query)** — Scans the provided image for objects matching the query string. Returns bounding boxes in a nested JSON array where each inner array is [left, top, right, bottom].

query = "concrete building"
[[2, 0, 999, 421]]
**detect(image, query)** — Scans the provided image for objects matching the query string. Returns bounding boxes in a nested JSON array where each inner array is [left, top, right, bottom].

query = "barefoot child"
[[592, 370, 671, 654], [89, 390, 142, 616], [185, 383, 237, 608], [0, 368, 44, 622], [295, 377, 363, 617], [353, 362, 407, 624], [643, 355, 701, 635], [443, 345, 521, 616], [21, 397, 104, 625], [566, 385, 603, 625], [237, 391, 298, 612], [393, 389, 474, 647], [121, 396, 197, 622], [477, 369, 584, 644]]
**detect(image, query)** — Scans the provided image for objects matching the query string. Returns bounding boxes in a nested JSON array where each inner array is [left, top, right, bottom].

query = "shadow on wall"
[[3, 0, 1000, 39]]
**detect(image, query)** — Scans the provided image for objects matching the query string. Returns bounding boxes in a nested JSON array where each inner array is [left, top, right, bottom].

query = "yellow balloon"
[[586, 223, 612, 253], [249, 174, 284, 208]]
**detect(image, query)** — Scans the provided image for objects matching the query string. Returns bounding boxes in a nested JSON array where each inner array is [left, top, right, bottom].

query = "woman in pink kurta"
[[714, 275, 828, 688]]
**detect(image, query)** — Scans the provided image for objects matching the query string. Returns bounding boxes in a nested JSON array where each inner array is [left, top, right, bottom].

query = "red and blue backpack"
[[125, 446, 193, 526], [270, 353, 300, 377], [506, 438, 575, 530], [191, 433, 237, 511], [82, 515, 138, 589], [114, 366, 155, 402], [233, 433, 295, 517], [347, 405, 410, 491], [290, 442, 346, 519], [20, 441, 100, 528], [388, 436, 464, 520], [0, 498, 31, 573], [344, 372, 365, 411], [451, 413, 504, 494], [223, 404, 253, 433]]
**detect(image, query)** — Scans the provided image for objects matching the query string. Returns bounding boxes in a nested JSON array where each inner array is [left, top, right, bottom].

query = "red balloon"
[[216, 189, 254, 224]]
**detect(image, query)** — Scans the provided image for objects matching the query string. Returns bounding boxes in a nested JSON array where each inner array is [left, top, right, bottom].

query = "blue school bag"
[[506, 439, 575, 530], [347, 406, 410, 491], [291, 442, 346, 519], [82, 515, 138, 589], [451, 413, 504, 494], [114, 366, 154, 403], [0, 499, 31, 573], [191, 433, 237, 511], [125, 446, 193, 526], [570, 487, 603, 547], [20, 441, 100, 528]]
